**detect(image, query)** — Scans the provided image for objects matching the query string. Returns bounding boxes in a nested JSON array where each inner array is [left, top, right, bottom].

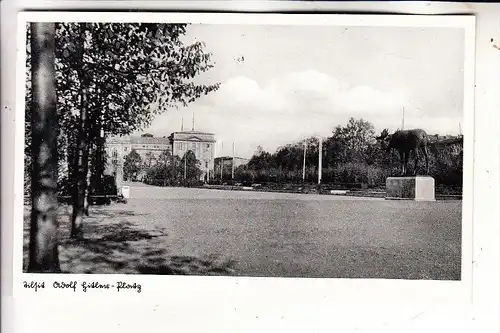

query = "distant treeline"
[[232, 118, 463, 188], [120, 117, 463, 190]]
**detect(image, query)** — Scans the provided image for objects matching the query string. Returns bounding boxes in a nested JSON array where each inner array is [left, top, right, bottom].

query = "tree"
[[234, 164, 255, 184], [28, 22, 61, 272], [70, 23, 218, 236], [325, 118, 376, 166], [61, 23, 219, 137], [248, 149, 275, 171], [143, 150, 184, 186], [69, 24, 91, 237], [144, 151, 156, 168], [24, 23, 220, 237], [275, 144, 303, 171], [181, 150, 203, 185], [123, 149, 142, 181], [124, 149, 142, 180]]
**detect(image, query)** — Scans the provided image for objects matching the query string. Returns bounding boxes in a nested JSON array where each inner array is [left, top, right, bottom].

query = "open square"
[[23, 184, 461, 280]]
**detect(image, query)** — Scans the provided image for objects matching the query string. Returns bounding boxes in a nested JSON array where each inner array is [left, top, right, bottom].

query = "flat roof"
[[216, 156, 249, 160], [171, 130, 215, 136]]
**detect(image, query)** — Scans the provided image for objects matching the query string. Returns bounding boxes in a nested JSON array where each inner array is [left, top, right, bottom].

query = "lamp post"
[[302, 138, 307, 183], [232, 142, 235, 181], [184, 152, 187, 181], [318, 136, 322, 185]]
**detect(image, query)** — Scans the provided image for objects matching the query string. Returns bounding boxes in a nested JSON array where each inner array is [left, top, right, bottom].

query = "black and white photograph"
[[18, 13, 474, 283]]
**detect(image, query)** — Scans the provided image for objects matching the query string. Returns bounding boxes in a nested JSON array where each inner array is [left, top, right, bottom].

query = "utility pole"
[[220, 159, 223, 181], [184, 153, 187, 180], [302, 138, 307, 183], [220, 141, 223, 181], [402, 106, 405, 130], [232, 142, 235, 180], [318, 137, 322, 185], [206, 160, 209, 184]]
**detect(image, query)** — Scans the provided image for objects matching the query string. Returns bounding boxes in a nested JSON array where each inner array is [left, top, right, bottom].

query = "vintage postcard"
[[14, 12, 475, 303]]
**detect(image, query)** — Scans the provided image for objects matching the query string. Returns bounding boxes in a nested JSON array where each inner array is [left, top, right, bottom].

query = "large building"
[[168, 130, 216, 180], [105, 135, 172, 180], [106, 135, 171, 163], [105, 128, 216, 182]]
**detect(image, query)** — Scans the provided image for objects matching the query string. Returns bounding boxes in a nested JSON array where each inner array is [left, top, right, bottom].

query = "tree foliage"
[[53, 23, 219, 137], [123, 149, 142, 181], [180, 150, 203, 185], [142, 149, 204, 186], [239, 118, 463, 188], [26, 22, 219, 184], [25, 22, 220, 237], [324, 118, 375, 165]]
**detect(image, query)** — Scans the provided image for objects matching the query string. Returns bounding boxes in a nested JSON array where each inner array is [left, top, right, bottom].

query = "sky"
[[138, 24, 465, 159]]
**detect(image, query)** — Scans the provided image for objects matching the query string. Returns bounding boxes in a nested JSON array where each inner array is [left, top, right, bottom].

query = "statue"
[[376, 128, 430, 176]]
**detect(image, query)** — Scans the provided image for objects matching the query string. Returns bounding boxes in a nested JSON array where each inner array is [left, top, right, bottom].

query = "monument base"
[[385, 176, 435, 201]]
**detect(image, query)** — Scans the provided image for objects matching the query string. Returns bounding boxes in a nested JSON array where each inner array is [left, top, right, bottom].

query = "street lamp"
[[183, 151, 188, 186]]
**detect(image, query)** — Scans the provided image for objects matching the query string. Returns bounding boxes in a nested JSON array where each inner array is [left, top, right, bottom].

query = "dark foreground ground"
[[23, 185, 462, 280]]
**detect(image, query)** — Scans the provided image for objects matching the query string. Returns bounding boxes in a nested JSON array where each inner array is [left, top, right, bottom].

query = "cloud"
[[195, 71, 408, 157], [269, 70, 341, 96], [209, 76, 286, 112], [336, 85, 406, 115], [148, 70, 461, 159], [211, 70, 406, 118]]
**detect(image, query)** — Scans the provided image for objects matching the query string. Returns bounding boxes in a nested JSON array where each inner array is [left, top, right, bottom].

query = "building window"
[[191, 143, 196, 150]]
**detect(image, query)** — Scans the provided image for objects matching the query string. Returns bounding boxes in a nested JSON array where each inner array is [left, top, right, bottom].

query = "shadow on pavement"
[[23, 205, 237, 276], [137, 255, 236, 275]]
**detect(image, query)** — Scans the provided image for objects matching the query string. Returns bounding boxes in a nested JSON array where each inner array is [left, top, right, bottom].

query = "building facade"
[[105, 130, 216, 182], [105, 135, 172, 179], [168, 130, 216, 181]]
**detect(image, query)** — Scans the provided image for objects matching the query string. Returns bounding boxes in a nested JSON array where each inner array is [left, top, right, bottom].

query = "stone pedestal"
[[386, 176, 435, 201]]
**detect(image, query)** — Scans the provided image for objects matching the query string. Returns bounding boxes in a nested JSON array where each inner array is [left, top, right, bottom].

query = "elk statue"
[[376, 128, 430, 176]]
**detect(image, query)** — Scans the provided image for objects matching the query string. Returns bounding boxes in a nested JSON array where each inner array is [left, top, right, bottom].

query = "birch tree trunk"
[[70, 82, 89, 238], [70, 24, 90, 238], [28, 22, 61, 272], [84, 143, 92, 216]]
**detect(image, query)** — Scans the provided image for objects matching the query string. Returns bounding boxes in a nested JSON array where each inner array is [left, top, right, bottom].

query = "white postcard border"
[[13, 12, 476, 305]]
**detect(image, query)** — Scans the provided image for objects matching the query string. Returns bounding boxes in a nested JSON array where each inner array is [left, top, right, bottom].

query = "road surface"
[[121, 184, 462, 279], [24, 183, 462, 279]]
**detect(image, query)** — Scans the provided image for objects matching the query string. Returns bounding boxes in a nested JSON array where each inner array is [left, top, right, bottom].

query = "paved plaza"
[[24, 184, 462, 279]]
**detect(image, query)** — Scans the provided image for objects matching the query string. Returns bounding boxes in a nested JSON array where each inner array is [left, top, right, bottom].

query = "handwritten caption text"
[[23, 280, 142, 293]]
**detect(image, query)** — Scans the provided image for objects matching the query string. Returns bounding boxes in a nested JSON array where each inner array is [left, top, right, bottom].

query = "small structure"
[[121, 186, 130, 199], [214, 156, 249, 179], [386, 176, 435, 201]]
